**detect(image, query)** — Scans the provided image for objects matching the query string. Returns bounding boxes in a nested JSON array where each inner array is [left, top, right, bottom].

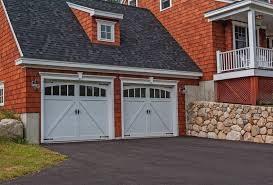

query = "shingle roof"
[[3, 0, 201, 73]]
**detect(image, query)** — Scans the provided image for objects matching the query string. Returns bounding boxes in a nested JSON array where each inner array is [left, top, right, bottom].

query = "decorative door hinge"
[[44, 138, 54, 141], [165, 133, 173, 135], [124, 134, 130, 137], [100, 136, 109, 138]]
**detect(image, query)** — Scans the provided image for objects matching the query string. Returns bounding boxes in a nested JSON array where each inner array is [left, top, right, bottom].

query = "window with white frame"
[[96, 19, 116, 42], [0, 83, 4, 106], [160, 0, 172, 11], [128, 0, 138, 6], [233, 23, 260, 49], [234, 25, 248, 49]]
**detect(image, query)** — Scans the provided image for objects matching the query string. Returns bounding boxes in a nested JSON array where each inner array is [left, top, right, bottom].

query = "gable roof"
[[3, 0, 202, 75]]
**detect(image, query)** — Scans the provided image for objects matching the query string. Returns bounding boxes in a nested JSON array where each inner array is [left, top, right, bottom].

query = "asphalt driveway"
[[1, 137, 273, 185]]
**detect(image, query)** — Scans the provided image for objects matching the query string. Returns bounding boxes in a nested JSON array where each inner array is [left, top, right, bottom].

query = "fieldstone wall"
[[187, 101, 273, 144]]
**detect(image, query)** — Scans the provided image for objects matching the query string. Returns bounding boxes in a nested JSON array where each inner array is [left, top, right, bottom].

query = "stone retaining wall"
[[187, 101, 273, 144]]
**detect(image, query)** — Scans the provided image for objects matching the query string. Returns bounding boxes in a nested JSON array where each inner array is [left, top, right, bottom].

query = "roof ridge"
[[81, 0, 150, 12]]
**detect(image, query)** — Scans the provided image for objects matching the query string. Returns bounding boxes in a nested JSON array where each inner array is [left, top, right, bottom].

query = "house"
[[0, 0, 202, 143], [125, 0, 273, 105]]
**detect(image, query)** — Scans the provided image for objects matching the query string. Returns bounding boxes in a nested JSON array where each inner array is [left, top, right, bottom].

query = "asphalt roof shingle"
[[3, 0, 201, 73]]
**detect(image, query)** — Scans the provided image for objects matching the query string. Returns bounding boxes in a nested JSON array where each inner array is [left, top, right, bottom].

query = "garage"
[[42, 78, 114, 143], [122, 81, 178, 138]]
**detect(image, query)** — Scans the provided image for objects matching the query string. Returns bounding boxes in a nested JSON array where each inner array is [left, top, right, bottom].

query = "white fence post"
[[216, 50, 221, 73]]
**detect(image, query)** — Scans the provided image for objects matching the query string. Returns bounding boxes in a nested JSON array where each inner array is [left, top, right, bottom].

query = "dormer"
[[67, 2, 123, 46]]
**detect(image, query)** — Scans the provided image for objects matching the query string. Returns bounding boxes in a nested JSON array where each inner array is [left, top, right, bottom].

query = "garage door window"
[[79, 85, 106, 97], [150, 88, 170, 99], [45, 85, 75, 96], [123, 88, 146, 98]]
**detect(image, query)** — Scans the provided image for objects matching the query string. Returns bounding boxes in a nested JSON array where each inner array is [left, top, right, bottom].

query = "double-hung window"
[[160, 0, 172, 11], [233, 23, 260, 49], [234, 25, 248, 49], [96, 19, 116, 42], [0, 83, 4, 106]]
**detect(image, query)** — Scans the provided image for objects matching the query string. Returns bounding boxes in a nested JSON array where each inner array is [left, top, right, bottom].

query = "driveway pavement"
[[1, 137, 273, 185]]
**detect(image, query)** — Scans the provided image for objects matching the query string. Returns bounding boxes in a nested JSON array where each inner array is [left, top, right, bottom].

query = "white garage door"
[[123, 85, 176, 138], [43, 81, 111, 143]]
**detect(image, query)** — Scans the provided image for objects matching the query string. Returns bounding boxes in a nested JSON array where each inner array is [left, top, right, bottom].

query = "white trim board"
[[214, 69, 273, 81], [1, 0, 23, 57], [205, 0, 273, 22], [16, 58, 203, 79], [67, 2, 124, 20]]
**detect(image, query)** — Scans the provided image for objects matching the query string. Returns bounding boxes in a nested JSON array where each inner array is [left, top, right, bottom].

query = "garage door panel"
[[44, 100, 78, 141], [78, 100, 109, 137], [124, 102, 148, 136], [150, 101, 173, 132], [150, 103, 173, 135]]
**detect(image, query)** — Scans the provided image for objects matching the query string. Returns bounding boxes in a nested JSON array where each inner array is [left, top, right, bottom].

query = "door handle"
[[148, 110, 151, 114], [77, 109, 80, 114], [75, 109, 78, 115], [146, 110, 151, 114]]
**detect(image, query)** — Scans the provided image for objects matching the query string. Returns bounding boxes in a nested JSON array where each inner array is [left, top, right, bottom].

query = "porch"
[[205, 0, 273, 79], [217, 47, 273, 73]]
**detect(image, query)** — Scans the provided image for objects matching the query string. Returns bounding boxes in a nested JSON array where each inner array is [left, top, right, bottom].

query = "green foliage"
[[0, 109, 21, 121]]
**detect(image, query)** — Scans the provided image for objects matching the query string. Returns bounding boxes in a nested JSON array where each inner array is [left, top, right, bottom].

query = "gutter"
[[16, 58, 203, 79]]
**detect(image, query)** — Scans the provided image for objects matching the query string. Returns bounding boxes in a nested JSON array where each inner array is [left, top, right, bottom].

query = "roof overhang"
[[67, 2, 124, 20], [16, 58, 203, 79], [205, 0, 273, 22]]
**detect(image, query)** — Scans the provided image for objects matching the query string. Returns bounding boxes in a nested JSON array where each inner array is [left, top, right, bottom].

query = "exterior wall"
[[0, 3, 26, 113], [137, 0, 227, 81], [259, 29, 267, 48], [25, 68, 199, 141], [187, 101, 273, 144], [70, 7, 121, 46]]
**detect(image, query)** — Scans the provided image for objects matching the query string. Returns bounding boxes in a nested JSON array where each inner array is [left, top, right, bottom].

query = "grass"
[[0, 139, 67, 181]]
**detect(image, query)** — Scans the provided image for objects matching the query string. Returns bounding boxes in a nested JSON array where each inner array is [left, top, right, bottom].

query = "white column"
[[248, 10, 257, 69], [216, 50, 222, 73]]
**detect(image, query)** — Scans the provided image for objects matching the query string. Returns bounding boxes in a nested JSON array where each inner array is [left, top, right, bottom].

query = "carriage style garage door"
[[43, 80, 111, 143], [123, 85, 177, 138]]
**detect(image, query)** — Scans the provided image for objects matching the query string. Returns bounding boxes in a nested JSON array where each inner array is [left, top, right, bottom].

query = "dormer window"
[[128, 0, 138, 7], [96, 19, 116, 42]]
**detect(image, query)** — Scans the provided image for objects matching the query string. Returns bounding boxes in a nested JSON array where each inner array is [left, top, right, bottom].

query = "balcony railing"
[[217, 47, 273, 73], [257, 47, 273, 69]]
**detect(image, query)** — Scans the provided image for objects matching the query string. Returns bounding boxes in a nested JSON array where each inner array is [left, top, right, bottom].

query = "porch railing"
[[217, 47, 273, 73], [217, 47, 250, 73], [257, 47, 273, 69]]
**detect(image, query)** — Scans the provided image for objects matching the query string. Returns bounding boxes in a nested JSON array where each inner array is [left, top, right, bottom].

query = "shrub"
[[0, 109, 21, 121]]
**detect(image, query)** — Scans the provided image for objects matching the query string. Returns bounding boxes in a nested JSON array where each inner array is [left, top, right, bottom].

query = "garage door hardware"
[[165, 133, 173, 135], [146, 110, 151, 114], [75, 109, 80, 114], [44, 138, 54, 141], [100, 136, 109, 138], [124, 134, 130, 136]]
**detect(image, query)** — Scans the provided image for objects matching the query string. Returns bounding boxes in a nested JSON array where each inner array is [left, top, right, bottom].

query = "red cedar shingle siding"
[[138, 0, 228, 80], [0, 3, 26, 113]]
